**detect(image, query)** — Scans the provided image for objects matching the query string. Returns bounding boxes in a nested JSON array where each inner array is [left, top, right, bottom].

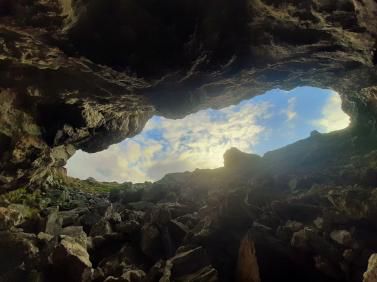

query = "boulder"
[[0, 231, 39, 280], [330, 230, 352, 246], [98, 244, 143, 277], [314, 256, 343, 280], [175, 213, 199, 229], [0, 206, 24, 230], [89, 199, 111, 215], [121, 269, 146, 282], [50, 236, 92, 282], [285, 220, 304, 232], [327, 187, 377, 220], [80, 212, 103, 232], [115, 220, 141, 235], [143, 260, 165, 282], [178, 266, 218, 282], [104, 205, 122, 224], [313, 217, 324, 230], [103, 273, 146, 282], [159, 247, 218, 281], [9, 204, 42, 233], [37, 231, 54, 243], [291, 228, 341, 262], [169, 247, 213, 278], [142, 184, 170, 203], [121, 209, 145, 222], [90, 268, 105, 281], [343, 249, 354, 262], [117, 188, 143, 204], [271, 201, 321, 222], [90, 218, 112, 237], [45, 207, 63, 235], [103, 276, 121, 282], [60, 226, 88, 248], [148, 207, 172, 227], [247, 225, 332, 282], [276, 225, 293, 241], [157, 202, 194, 219], [236, 233, 260, 282], [140, 224, 162, 259], [59, 207, 89, 227], [291, 229, 309, 249], [276, 220, 303, 241], [127, 201, 155, 211], [168, 220, 189, 246], [364, 253, 377, 282]]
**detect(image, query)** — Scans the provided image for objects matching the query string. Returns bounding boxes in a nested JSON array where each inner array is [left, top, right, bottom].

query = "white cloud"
[[66, 141, 149, 183], [66, 101, 272, 183], [285, 97, 297, 121], [312, 91, 350, 132], [66, 89, 349, 183]]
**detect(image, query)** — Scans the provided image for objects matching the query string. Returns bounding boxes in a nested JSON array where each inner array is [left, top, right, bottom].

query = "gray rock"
[[314, 255, 343, 279], [50, 236, 92, 282], [168, 220, 189, 246], [140, 224, 162, 259], [330, 230, 352, 246], [60, 226, 88, 248], [0, 231, 39, 278], [90, 218, 112, 237], [105, 205, 122, 224], [45, 207, 63, 235], [313, 217, 324, 229], [59, 207, 89, 227], [291, 229, 308, 249], [37, 232, 54, 242], [127, 201, 155, 211], [80, 212, 103, 232], [0, 206, 24, 230], [115, 220, 141, 235], [285, 220, 304, 232], [103, 276, 121, 282], [162, 247, 218, 281], [121, 269, 146, 282], [98, 244, 144, 278], [363, 253, 377, 282]]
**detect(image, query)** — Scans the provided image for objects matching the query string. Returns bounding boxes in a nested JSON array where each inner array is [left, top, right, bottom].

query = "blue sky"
[[66, 87, 350, 183]]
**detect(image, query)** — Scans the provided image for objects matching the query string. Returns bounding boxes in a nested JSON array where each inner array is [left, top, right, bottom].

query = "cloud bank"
[[312, 91, 350, 132], [66, 88, 350, 183]]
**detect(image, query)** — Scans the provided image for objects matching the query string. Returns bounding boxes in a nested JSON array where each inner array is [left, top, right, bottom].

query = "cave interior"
[[1, 0, 377, 281]]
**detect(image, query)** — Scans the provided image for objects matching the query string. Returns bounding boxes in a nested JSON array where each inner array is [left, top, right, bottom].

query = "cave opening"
[[66, 86, 350, 183]]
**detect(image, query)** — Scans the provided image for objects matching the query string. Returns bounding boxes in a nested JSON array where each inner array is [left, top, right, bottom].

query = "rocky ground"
[[2, 127, 377, 282]]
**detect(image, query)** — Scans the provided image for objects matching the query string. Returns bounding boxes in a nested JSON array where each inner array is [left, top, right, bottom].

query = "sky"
[[66, 87, 350, 183]]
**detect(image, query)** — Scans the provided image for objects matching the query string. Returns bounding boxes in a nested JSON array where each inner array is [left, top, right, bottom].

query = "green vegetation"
[[0, 187, 44, 208], [62, 176, 133, 194]]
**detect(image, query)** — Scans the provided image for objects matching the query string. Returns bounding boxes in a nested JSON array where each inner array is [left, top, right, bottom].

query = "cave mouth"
[[66, 86, 350, 183]]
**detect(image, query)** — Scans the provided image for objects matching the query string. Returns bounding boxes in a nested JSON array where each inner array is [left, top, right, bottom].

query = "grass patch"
[[62, 176, 133, 194]]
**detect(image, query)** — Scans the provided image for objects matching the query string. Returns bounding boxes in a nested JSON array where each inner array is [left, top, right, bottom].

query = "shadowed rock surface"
[[1, 0, 377, 281]]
